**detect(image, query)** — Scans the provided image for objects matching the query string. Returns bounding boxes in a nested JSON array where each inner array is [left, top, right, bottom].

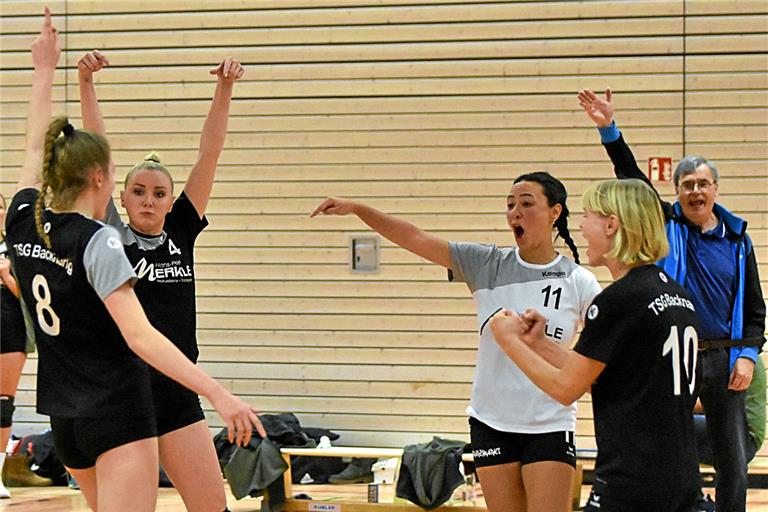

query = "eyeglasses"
[[679, 179, 716, 193]]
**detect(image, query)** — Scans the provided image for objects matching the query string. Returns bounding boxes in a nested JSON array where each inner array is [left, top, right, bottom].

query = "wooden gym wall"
[[1, 0, 766, 466]]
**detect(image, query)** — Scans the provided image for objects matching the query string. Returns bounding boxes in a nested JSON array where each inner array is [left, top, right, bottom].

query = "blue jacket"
[[660, 202, 758, 368], [599, 124, 765, 370]]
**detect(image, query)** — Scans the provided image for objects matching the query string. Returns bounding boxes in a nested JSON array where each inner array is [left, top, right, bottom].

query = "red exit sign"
[[648, 157, 672, 182]]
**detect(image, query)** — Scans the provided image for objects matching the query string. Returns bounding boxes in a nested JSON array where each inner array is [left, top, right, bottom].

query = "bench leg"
[[283, 452, 293, 499]]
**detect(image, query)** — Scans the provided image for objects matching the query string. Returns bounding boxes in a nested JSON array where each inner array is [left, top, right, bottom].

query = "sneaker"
[[328, 458, 375, 484], [67, 472, 79, 490]]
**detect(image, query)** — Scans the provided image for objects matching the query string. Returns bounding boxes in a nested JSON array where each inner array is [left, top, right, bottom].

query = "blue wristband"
[[598, 122, 620, 144]]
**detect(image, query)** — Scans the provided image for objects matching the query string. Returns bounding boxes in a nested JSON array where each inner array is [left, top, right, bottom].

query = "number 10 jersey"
[[574, 264, 700, 501]]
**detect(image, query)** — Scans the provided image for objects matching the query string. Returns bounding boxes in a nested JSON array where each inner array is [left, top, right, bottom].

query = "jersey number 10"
[[662, 325, 698, 396]]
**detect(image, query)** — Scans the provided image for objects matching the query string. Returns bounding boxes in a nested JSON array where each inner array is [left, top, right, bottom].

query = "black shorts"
[[152, 375, 205, 436], [51, 415, 158, 469], [468, 417, 576, 468], [583, 487, 698, 512], [1, 289, 27, 354]]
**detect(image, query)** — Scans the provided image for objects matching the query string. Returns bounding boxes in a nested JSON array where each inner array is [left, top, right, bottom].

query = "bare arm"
[[490, 309, 605, 405], [103, 283, 265, 444], [184, 58, 245, 217], [18, 8, 61, 192], [77, 50, 120, 222], [310, 197, 452, 269], [77, 50, 110, 134]]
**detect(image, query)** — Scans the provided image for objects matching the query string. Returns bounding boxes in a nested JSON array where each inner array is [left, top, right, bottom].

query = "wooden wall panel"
[[1, 1, 765, 471]]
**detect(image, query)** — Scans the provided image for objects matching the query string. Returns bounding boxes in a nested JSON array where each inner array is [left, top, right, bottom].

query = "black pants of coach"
[[697, 348, 749, 512]]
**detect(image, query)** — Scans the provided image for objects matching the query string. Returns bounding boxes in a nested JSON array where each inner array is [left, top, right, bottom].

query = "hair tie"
[[62, 123, 75, 136]]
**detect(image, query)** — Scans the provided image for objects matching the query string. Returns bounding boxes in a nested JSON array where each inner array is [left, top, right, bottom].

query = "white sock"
[[0, 453, 10, 498]]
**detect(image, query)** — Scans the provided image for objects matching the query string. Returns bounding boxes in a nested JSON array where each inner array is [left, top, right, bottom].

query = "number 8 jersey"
[[5, 189, 153, 419], [573, 264, 700, 501]]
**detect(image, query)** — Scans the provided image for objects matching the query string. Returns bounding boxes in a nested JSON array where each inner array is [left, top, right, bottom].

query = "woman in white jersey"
[[6, 10, 264, 511], [311, 172, 600, 512], [490, 179, 700, 511]]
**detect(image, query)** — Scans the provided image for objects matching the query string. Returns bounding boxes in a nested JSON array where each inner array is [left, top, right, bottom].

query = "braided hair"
[[36, 117, 111, 248], [513, 171, 580, 264]]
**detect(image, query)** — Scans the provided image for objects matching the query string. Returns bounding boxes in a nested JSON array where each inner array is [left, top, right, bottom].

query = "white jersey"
[[449, 243, 601, 433]]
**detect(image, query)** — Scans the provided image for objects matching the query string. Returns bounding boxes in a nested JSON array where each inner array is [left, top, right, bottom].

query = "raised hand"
[[578, 88, 614, 127], [78, 50, 110, 80], [310, 197, 357, 217], [209, 57, 245, 82], [31, 7, 61, 71]]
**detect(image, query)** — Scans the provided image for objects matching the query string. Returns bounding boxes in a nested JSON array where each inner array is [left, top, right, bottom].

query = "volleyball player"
[[490, 178, 700, 511], [0, 193, 29, 498], [311, 172, 600, 512], [6, 10, 263, 511], [77, 49, 246, 511]]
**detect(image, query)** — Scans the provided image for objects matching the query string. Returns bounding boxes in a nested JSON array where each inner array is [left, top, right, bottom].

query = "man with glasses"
[[577, 88, 765, 512]]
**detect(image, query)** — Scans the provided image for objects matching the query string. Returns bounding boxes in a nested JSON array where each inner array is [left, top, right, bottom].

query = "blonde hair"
[[124, 151, 174, 191], [36, 117, 111, 247], [581, 179, 668, 266]]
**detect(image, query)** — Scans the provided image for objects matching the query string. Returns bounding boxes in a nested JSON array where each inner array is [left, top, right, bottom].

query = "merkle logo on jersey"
[[133, 257, 192, 283]]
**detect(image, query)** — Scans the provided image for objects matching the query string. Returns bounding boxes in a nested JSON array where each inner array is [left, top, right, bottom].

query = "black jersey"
[[0, 239, 27, 352], [108, 192, 207, 363], [573, 265, 700, 501], [5, 189, 153, 419]]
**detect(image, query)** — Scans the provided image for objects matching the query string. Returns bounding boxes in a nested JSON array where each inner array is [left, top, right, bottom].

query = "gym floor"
[[1, 482, 767, 511]]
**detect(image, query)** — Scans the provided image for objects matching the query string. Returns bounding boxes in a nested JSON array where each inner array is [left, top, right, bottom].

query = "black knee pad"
[[0, 395, 15, 428]]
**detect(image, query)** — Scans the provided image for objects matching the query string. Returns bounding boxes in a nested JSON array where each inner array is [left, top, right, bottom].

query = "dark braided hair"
[[36, 116, 111, 248], [513, 171, 580, 264]]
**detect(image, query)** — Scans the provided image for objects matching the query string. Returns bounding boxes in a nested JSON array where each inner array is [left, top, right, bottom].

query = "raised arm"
[[104, 282, 266, 444], [578, 88, 650, 183], [310, 197, 452, 269], [77, 50, 110, 134], [18, 8, 61, 191], [578, 88, 673, 218], [183, 58, 245, 217], [77, 50, 123, 225]]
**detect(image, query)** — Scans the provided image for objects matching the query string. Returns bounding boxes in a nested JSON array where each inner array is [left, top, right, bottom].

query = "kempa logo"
[[541, 270, 566, 278], [472, 447, 502, 458]]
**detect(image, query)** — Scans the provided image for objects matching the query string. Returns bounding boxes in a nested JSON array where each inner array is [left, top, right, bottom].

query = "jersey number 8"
[[662, 325, 698, 396], [32, 274, 60, 336]]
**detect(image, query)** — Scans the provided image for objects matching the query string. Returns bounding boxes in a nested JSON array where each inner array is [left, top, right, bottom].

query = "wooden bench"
[[268, 446, 584, 512]]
